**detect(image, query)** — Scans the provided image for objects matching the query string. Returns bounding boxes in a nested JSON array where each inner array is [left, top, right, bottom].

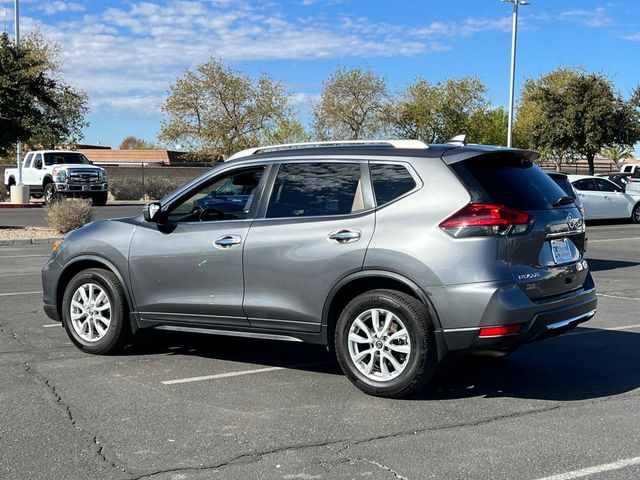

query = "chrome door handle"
[[328, 229, 361, 244], [214, 235, 242, 248]]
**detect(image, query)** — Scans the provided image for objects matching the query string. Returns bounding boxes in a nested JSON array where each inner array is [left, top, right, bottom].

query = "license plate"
[[82, 185, 90, 191], [550, 238, 572, 264]]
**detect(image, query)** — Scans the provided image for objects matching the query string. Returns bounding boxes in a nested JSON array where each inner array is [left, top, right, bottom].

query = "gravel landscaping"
[[0, 226, 61, 240]]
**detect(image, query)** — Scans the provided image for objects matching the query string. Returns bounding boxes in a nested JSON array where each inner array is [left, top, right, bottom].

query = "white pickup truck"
[[4, 150, 108, 206]]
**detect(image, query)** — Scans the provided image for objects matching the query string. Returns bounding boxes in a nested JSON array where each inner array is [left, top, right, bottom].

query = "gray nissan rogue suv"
[[42, 140, 597, 397]]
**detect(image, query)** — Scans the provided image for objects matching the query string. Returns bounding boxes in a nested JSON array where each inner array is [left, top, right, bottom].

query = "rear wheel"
[[62, 268, 130, 354], [335, 289, 437, 398], [44, 182, 58, 205], [632, 203, 640, 224], [92, 191, 108, 206]]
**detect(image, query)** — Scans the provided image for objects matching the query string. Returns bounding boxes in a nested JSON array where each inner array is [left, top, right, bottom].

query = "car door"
[[593, 178, 632, 219], [128, 164, 268, 328], [242, 160, 375, 333], [30, 153, 45, 188], [572, 178, 604, 219]]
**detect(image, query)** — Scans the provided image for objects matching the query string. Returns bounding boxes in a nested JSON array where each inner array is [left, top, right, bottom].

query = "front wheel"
[[335, 289, 437, 398], [44, 182, 58, 205], [632, 203, 640, 224], [62, 268, 131, 354]]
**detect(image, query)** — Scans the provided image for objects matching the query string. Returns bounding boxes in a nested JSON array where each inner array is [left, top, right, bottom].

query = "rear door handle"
[[214, 235, 242, 248], [328, 229, 361, 244]]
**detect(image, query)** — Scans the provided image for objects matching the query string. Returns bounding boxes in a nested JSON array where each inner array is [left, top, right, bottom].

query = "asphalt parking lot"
[[1, 223, 639, 480]]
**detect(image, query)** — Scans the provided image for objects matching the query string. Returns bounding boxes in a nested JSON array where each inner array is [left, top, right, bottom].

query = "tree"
[[0, 32, 89, 153], [119, 136, 159, 150], [601, 144, 634, 166], [159, 58, 291, 160], [313, 66, 388, 140], [386, 77, 504, 144], [264, 119, 310, 145], [515, 67, 640, 175]]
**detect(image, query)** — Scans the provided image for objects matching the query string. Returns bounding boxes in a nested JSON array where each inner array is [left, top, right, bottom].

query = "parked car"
[[568, 174, 640, 222], [620, 163, 640, 174], [595, 172, 632, 190], [42, 141, 597, 398], [625, 169, 640, 196], [3, 150, 108, 205]]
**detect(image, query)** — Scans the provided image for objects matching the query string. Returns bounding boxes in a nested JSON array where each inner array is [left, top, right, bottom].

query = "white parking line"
[[0, 291, 42, 297], [0, 272, 41, 277], [588, 236, 640, 243], [535, 456, 640, 480], [43, 324, 61, 328], [0, 255, 49, 259], [162, 361, 333, 385], [597, 293, 640, 302], [566, 323, 640, 336]]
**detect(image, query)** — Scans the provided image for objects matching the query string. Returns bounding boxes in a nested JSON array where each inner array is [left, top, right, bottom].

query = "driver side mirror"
[[143, 202, 164, 223]]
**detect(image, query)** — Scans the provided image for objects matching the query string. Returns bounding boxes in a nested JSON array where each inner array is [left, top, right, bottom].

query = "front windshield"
[[44, 152, 91, 166]]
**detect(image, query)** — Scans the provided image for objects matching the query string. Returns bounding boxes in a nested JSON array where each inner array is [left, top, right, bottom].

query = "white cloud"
[[18, 1, 511, 116], [622, 32, 640, 41], [42, 1, 85, 15], [558, 6, 614, 28]]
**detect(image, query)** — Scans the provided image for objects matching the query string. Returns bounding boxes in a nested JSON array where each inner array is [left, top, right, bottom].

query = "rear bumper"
[[434, 272, 597, 353]]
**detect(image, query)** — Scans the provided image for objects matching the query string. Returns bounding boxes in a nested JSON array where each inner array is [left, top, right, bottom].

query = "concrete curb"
[[0, 237, 61, 246]]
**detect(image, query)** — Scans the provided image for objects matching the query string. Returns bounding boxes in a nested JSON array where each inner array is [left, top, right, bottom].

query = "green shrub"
[[45, 199, 94, 234], [108, 177, 143, 200], [143, 177, 184, 200], [109, 176, 184, 200]]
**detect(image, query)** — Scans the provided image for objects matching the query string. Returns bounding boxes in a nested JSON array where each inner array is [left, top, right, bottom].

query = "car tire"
[[44, 182, 58, 205], [92, 191, 108, 206], [632, 203, 640, 224], [335, 289, 437, 398], [62, 268, 131, 355]]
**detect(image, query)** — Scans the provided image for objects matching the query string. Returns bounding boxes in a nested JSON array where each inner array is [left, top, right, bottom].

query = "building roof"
[[78, 149, 185, 166]]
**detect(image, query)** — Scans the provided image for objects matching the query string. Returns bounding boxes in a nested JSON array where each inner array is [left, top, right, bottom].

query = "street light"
[[503, 0, 529, 148], [10, 0, 29, 204]]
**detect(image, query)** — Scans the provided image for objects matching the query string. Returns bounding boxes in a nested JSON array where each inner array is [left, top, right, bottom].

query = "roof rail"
[[226, 139, 429, 161], [446, 134, 467, 146]]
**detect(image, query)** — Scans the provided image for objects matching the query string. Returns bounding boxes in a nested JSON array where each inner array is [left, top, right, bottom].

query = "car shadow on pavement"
[[585, 258, 640, 272], [417, 328, 640, 402], [125, 327, 640, 402], [125, 329, 342, 376]]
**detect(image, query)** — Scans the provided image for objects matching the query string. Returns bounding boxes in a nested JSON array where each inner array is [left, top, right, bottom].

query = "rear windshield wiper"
[[553, 195, 575, 207]]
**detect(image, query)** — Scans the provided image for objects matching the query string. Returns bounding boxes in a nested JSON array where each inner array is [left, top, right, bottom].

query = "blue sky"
[[1, 0, 639, 150]]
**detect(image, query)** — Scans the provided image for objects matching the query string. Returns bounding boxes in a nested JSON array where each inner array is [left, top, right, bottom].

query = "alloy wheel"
[[70, 283, 111, 342], [347, 308, 411, 382]]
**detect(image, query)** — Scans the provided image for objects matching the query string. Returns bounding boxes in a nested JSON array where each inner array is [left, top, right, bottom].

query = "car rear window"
[[451, 155, 569, 210], [547, 174, 577, 199], [370, 163, 416, 206]]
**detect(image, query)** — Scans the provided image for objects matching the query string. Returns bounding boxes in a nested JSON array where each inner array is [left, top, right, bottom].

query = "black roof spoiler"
[[440, 145, 540, 165]]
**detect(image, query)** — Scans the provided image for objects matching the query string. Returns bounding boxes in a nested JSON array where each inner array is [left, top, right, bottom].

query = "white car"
[[568, 174, 640, 222], [4, 150, 108, 205]]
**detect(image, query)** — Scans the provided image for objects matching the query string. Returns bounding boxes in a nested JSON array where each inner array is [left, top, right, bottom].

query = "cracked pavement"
[[1, 223, 640, 480]]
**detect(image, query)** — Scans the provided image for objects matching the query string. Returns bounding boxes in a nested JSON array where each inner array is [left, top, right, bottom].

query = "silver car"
[[42, 140, 597, 398]]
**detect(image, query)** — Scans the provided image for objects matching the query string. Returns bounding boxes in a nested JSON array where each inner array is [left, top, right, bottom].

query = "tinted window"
[[548, 174, 576, 199], [167, 166, 264, 222], [594, 178, 620, 192], [572, 179, 597, 191], [266, 162, 363, 218], [632, 170, 640, 179], [44, 152, 91, 166], [370, 163, 416, 206], [33, 153, 43, 169], [452, 156, 568, 210]]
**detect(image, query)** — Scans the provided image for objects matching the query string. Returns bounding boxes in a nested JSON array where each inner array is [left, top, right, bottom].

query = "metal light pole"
[[504, 0, 528, 148], [10, 0, 29, 204]]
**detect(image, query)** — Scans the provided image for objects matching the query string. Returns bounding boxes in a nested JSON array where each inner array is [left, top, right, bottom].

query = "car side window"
[[594, 178, 620, 193], [572, 179, 597, 191], [166, 166, 264, 223], [370, 163, 416, 206], [33, 153, 43, 169], [23, 153, 33, 168], [266, 162, 364, 218]]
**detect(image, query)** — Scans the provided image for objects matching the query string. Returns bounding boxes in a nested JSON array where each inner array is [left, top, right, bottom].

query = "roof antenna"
[[447, 134, 467, 146]]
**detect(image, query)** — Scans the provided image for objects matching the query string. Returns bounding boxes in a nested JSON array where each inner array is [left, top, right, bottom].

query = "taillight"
[[439, 203, 533, 238], [478, 323, 523, 337]]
